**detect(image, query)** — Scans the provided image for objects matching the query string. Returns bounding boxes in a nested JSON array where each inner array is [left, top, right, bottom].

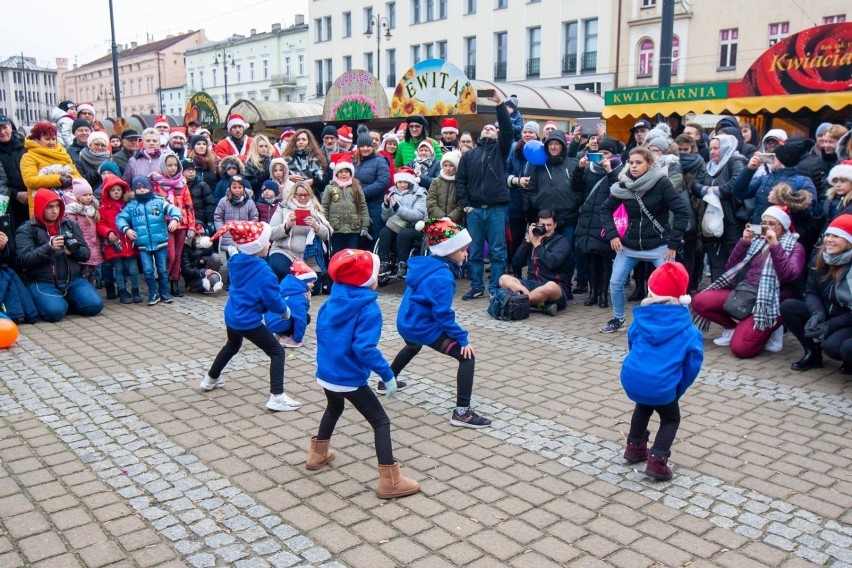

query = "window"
[[496, 0, 507, 8], [413, 0, 421, 23], [464, 0, 476, 14], [212, 68, 217, 87], [495, 31, 507, 64], [344, 55, 352, 71], [285, 56, 292, 76], [425, 43, 434, 59], [315, 60, 324, 95], [324, 16, 332, 41], [199, 70, 204, 89], [671, 35, 679, 75], [386, 48, 396, 85], [189, 73, 194, 91], [343, 12, 352, 37], [768, 22, 789, 46], [298, 55, 305, 75], [438, 0, 447, 19], [719, 28, 738, 69], [314, 18, 323, 42], [412, 45, 421, 64], [129, 80, 134, 96], [364, 6, 373, 29], [249, 62, 255, 81], [583, 18, 598, 72], [387, 2, 397, 28], [426, 0, 434, 21], [263, 59, 269, 79], [236, 64, 241, 82], [365, 52, 374, 74], [465, 36, 476, 78], [528, 27, 541, 76], [638, 38, 654, 77], [823, 15, 846, 24], [438, 40, 447, 60], [642, 0, 656, 6], [564, 21, 578, 73]]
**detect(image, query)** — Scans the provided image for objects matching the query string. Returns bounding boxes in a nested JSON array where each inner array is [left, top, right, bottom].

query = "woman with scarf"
[[599, 147, 690, 333], [244, 134, 274, 191], [19, 122, 82, 218], [187, 134, 219, 188], [74, 131, 112, 194], [150, 152, 195, 297], [281, 129, 328, 196], [122, 128, 163, 185], [353, 129, 392, 242], [692, 134, 746, 281], [693, 206, 806, 358], [268, 181, 332, 281], [781, 215, 852, 373]]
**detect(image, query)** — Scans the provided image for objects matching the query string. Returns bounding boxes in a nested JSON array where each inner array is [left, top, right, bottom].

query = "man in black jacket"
[[499, 210, 572, 316], [456, 92, 513, 299], [0, 115, 28, 227]]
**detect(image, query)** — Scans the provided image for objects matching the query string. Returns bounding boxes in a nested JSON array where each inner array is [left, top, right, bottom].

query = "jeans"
[[28, 278, 104, 323], [610, 251, 665, 320], [268, 252, 293, 282], [208, 324, 286, 394], [317, 386, 394, 465], [109, 257, 140, 291], [331, 232, 359, 254], [139, 247, 170, 297], [467, 205, 507, 294]]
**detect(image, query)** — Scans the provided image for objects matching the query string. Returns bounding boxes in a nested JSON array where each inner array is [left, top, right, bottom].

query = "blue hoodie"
[[223, 253, 290, 330], [316, 283, 394, 387], [620, 303, 703, 406], [396, 255, 468, 347], [264, 275, 312, 341]]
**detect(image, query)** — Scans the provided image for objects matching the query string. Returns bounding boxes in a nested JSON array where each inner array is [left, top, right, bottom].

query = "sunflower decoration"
[[402, 99, 418, 115], [431, 100, 451, 116], [404, 67, 416, 80]]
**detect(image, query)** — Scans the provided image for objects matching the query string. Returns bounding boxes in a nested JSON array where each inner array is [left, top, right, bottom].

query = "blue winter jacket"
[[116, 196, 182, 251], [620, 303, 703, 406], [264, 275, 311, 341], [223, 253, 290, 331], [397, 255, 468, 347], [355, 152, 392, 234], [731, 166, 818, 224], [316, 283, 394, 388]]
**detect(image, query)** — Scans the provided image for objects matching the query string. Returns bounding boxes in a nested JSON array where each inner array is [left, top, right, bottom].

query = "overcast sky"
[[2, 0, 310, 68]]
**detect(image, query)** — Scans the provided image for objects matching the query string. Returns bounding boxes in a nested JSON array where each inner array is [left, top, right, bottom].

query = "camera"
[[109, 239, 122, 253], [61, 230, 81, 254], [531, 224, 547, 237]]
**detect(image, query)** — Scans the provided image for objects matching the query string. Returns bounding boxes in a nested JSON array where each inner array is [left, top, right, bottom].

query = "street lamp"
[[214, 45, 235, 104], [364, 14, 392, 86], [98, 85, 113, 118]]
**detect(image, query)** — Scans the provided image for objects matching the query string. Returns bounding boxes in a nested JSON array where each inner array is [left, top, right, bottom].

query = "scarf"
[[229, 192, 247, 206], [78, 147, 110, 169], [333, 174, 352, 187], [290, 151, 324, 181], [440, 171, 455, 181], [823, 250, 852, 309], [694, 232, 799, 331], [150, 170, 186, 191], [609, 165, 667, 200], [705, 134, 738, 177], [65, 200, 99, 218]]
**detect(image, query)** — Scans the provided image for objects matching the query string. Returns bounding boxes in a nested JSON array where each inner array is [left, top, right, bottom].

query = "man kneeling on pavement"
[[499, 209, 571, 316]]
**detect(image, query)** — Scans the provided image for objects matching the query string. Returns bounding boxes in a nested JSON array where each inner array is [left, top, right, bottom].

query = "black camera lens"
[[532, 225, 547, 237]]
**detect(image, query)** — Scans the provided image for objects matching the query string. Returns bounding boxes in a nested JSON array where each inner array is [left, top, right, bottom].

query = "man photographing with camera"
[[498, 209, 572, 316], [15, 189, 103, 322]]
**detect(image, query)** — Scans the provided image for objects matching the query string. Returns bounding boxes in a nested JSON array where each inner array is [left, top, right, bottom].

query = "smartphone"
[[476, 89, 495, 98], [757, 152, 776, 164], [749, 223, 763, 236], [576, 117, 604, 136], [586, 153, 604, 164], [295, 209, 310, 226]]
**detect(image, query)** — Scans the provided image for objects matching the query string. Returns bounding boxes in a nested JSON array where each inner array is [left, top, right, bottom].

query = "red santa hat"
[[76, 102, 95, 116], [328, 249, 380, 288], [647, 262, 691, 305], [210, 221, 271, 255], [441, 117, 459, 135], [395, 122, 407, 140], [828, 160, 852, 183], [415, 218, 472, 257], [227, 114, 248, 130], [290, 259, 318, 282], [543, 120, 558, 131], [169, 128, 187, 140], [825, 214, 852, 244], [394, 166, 417, 186], [331, 152, 354, 175], [154, 114, 170, 128], [763, 205, 792, 231], [337, 125, 353, 144], [417, 139, 435, 156]]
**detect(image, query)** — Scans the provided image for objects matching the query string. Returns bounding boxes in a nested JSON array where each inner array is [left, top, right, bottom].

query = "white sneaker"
[[200, 374, 224, 391], [765, 326, 784, 352], [713, 328, 735, 346], [266, 393, 301, 412]]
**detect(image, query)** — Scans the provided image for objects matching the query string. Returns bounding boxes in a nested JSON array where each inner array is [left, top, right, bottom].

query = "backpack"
[[487, 289, 530, 321]]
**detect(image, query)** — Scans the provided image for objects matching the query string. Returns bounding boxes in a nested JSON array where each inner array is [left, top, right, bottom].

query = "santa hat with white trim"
[[415, 218, 472, 257], [210, 220, 271, 255], [441, 118, 459, 135], [290, 259, 318, 282], [394, 166, 417, 186], [227, 114, 248, 130], [762, 205, 792, 231], [331, 152, 355, 175], [828, 160, 852, 184], [77, 102, 95, 116], [824, 214, 852, 245], [154, 114, 170, 128], [328, 249, 380, 288]]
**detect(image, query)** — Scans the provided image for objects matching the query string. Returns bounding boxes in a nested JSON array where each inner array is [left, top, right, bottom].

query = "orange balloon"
[[0, 318, 19, 349]]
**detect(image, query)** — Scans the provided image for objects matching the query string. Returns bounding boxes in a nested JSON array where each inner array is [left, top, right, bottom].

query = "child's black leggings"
[[628, 400, 680, 457], [317, 386, 394, 465], [391, 333, 475, 408], [208, 324, 286, 394]]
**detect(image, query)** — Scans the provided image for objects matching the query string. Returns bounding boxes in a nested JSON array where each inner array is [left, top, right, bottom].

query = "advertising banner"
[[323, 70, 390, 121], [390, 59, 477, 117], [184, 92, 221, 128]]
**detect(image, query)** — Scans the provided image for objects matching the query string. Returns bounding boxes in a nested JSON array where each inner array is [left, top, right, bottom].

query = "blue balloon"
[[523, 139, 547, 166]]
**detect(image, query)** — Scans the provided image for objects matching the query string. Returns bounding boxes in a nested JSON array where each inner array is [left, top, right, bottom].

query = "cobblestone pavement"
[[1, 280, 850, 567]]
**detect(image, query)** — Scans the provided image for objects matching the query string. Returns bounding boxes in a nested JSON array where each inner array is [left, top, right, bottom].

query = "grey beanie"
[[523, 121, 540, 136]]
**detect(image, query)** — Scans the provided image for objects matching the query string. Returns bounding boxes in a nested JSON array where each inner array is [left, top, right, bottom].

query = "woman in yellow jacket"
[[19, 122, 81, 218]]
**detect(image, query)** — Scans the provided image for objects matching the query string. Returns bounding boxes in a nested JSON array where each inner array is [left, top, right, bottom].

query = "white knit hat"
[[828, 161, 852, 183]]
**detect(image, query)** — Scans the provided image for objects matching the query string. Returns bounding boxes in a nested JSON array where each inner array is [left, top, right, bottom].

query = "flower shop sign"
[[391, 59, 477, 117], [322, 70, 390, 121]]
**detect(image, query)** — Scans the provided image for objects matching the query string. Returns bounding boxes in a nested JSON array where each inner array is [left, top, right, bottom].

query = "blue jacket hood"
[[630, 301, 693, 345], [224, 253, 289, 330], [279, 274, 311, 297], [397, 255, 468, 346], [321, 283, 377, 326]]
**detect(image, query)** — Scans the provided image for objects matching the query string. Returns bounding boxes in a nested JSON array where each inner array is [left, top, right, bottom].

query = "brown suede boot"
[[306, 437, 335, 471], [376, 462, 420, 499], [623, 431, 649, 464]]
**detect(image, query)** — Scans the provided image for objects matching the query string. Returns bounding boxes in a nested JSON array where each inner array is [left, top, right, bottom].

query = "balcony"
[[270, 74, 296, 86], [494, 61, 507, 81], [464, 64, 476, 80], [315, 81, 325, 97], [562, 53, 577, 74], [581, 51, 597, 73], [526, 57, 540, 78]]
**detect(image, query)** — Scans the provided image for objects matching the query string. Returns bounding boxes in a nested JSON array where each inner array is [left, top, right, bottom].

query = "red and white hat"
[[227, 114, 248, 130], [331, 152, 354, 175], [154, 115, 170, 128], [210, 220, 271, 255], [394, 166, 417, 186], [647, 262, 691, 305], [416, 218, 472, 257], [395, 122, 407, 140], [441, 117, 459, 135], [763, 205, 791, 231], [543, 120, 558, 131], [417, 139, 435, 155], [290, 259, 318, 282], [337, 125, 353, 144], [824, 214, 852, 244], [169, 128, 187, 140], [328, 249, 380, 288], [77, 102, 95, 116], [829, 160, 852, 183]]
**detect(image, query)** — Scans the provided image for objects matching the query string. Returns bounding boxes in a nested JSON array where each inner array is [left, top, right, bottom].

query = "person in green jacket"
[[395, 115, 443, 168], [322, 155, 370, 252]]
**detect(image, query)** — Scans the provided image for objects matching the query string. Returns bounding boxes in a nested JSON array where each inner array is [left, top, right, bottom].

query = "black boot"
[[791, 343, 823, 371], [599, 285, 609, 309], [583, 288, 597, 306], [170, 281, 184, 297], [104, 283, 117, 300], [131, 287, 143, 303]]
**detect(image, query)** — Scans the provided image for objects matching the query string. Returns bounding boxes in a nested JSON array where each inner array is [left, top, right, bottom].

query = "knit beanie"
[[647, 262, 691, 305], [441, 150, 461, 169], [824, 214, 852, 244], [98, 162, 121, 177], [261, 180, 279, 194], [522, 121, 541, 137], [58, 100, 76, 112], [815, 122, 833, 138], [328, 249, 380, 288], [505, 95, 519, 110], [211, 221, 272, 255], [598, 137, 621, 154], [131, 176, 152, 191], [87, 131, 110, 148], [321, 125, 338, 139], [72, 178, 93, 198], [72, 118, 92, 133], [775, 137, 815, 167], [189, 134, 207, 147], [180, 158, 196, 171], [416, 218, 472, 257], [828, 160, 852, 183], [355, 130, 373, 148]]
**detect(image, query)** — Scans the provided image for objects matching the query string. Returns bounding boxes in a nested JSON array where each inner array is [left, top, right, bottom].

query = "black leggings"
[[317, 386, 394, 465], [628, 400, 681, 457], [208, 324, 286, 394], [378, 226, 421, 263], [782, 299, 852, 364], [391, 333, 475, 407]]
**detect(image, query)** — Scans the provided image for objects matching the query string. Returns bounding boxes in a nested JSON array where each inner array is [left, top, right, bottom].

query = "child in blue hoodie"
[[620, 262, 703, 481], [200, 220, 298, 413], [389, 219, 492, 429], [308, 249, 421, 499], [265, 259, 315, 348]]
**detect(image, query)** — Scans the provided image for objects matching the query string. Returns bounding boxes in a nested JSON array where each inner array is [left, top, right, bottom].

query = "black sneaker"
[[396, 261, 408, 279], [543, 303, 558, 317], [462, 288, 484, 301], [450, 408, 492, 429], [147, 293, 160, 306], [377, 380, 408, 391], [600, 317, 625, 333]]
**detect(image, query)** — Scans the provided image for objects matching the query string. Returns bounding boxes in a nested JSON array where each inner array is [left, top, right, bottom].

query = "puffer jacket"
[[381, 186, 427, 227], [19, 138, 82, 218], [96, 177, 137, 262], [122, 148, 162, 185], [63, 194, 102, 266], [116, 194, 182, 251], [213, 193, 259, 250], [49, 107, 75, 148], [505, 141, 534, 219], [732, 166, 819, 224], [530, 131, 581, 227], [188, 177, 216, 229], [354, 152, 392, 227], [573, 163, 622, 256], [456, 102, 513, 208], [214, 156, 247, 201], [244, 155, 271, 191], [322, 182, 370, 234], [268, 200, 331, 261], [426, 176, 464, 224]]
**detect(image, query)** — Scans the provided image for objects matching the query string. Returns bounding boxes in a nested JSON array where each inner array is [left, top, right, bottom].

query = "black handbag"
[[723, 281, 758, 320]]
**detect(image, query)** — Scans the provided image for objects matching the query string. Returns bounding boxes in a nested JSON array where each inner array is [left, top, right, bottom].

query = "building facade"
[[61, 30, 207, 119], [307, 0, 618, 99], [617, 0, 848, 88], [183, 18, 310, 107], [0, 56, 59, 128], [160, 86, 187, 117]]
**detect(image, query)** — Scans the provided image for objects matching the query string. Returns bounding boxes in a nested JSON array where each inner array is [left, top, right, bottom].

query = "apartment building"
[[0, 56, 59, 128]]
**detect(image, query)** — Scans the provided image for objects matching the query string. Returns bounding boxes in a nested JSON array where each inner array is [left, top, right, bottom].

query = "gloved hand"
[[59, 174, 72, 188], [360, 229, 373, 241], [804, 313, 826, 338], [383, 377, 397, 399]]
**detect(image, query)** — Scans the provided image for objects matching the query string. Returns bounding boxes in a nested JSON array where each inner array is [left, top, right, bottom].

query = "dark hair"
[[29, 122, 58, 140], [675, 134, 696, 150], [537, 209, 556, 223]]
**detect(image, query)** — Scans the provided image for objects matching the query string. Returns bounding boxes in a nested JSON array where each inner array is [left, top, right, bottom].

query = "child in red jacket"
[[97, 175, 141, 303]]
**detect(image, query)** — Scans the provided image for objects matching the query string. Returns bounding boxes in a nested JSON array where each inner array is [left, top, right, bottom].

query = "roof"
[[227, 100, 324, 127], [0, 56, 54, 72], [185, 24, 308, 56], [73, 31, 202, 71], [471, 80, 604, 117]]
